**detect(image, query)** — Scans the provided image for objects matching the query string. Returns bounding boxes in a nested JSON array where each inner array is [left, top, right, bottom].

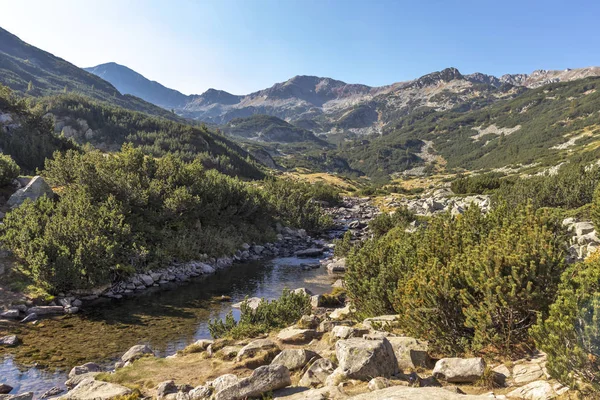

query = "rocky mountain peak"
[[412, 67, 464, 88]]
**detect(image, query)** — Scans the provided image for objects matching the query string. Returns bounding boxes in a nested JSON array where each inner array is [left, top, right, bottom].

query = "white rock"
[[432, 357, 486, 383]]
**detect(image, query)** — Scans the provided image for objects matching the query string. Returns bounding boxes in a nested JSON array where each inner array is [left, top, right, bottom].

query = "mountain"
[[0, 27, 179, 121], [222, 115, 327, 144], [84, 62, 189, 109]]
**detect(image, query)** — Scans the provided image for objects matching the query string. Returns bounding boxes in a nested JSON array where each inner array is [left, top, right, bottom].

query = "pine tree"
[[27, 81, 34, 92]]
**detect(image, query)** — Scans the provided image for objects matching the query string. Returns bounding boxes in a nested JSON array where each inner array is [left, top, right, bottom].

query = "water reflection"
[[0, 255, 336, 396]]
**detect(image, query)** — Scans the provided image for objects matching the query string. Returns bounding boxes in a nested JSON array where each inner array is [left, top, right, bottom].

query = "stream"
[[0, 254, 339, 397]]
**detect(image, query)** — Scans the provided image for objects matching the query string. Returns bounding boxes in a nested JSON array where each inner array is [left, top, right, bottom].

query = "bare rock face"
[[432, 357, 486, 383], [7, 176, 54, 208], [335, 338, 399, 380], [212, 364, 291, 400]]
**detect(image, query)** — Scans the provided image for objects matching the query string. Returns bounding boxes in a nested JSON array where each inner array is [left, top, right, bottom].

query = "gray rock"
[[574, 221, 595, 236], [432, 357, 486, 383], [277, 328, 318, 344], [57, 378, 131, 400], [65, 372, 101, 389], [156, 381, 178, 399], [271, 349, 321, 371], [7, 176, 54, 208], [326, 259, 346, 273], [119, 344, 153, 364], [26, 306, 63, 315], [0, 393, 33, 400], [210, 374, 239, 393], [335, 338, 398, 380], [506, 380, 559, 399], [139, 274, 154, 286], [387, 336, 433, 370], [296, 248, 324, 257], [329, 305, 352, 320], [512, 361, 544, 384], [298, 358, 336, 388], [330, 325, 368, 341], [68, 362, 101, 378], [232, 297, 263, 311], [236, 339, 280, 361], [188, 386, 211, 400], [0, 335, 19, 346], [350, 386, 493, 399], [0, 310, 20, 319], [0, 385, 12, 395], [213, 364, 291, 400], [362, 314, 399, 329], [368, 377, 391, 391], [40, 387, 64, 399], [20, 314, 38, 323]]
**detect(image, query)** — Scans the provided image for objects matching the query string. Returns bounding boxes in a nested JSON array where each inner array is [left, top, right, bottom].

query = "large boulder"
[[298, 358, 336, 388], [350, 386, 494, 399], [65, 373, 101, 389], [210, 375, 239, 393], [271, 349, 321, 371], [116, 344, 153, 368], [386, 336, 432, 370], [57, 378, 131, 400], [335, 338, 398, 380], [7, 176, 54, 208], [432, 357, 486, 383], [0, 393, 33, 400], [213, 364, 291, 400], [506, 380, 566, 399]]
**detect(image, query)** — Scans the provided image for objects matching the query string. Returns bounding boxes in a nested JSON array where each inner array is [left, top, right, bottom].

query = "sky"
[[1, 0, 599, 95]]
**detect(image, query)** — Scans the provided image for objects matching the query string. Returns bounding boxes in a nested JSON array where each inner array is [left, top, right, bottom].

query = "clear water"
[[0, 254, 338, 397]]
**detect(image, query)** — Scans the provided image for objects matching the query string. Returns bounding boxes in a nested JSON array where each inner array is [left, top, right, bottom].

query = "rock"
[[236, 339, 280, 361], [232, 297, 263, 311], [65, 306, 79, 314], [277, 328, 318, 343], [0, 385, 12, 395], [213, 364, 291, 400], [506, 380, 558, 399], [272, 386, 334, 400], [68, 362, 102, 378], [332, 279, 344, 289], [191, 339, 213, 351], [7, 176, 54, 208], [65, 372, 101, 389], [512, 361, 544, 384], [335, 338, 398, 380], [297, 314, 319, 329], [139, 274, 154, 286], [326, 259, 346, 273], [252, 245, 264, 254], [368, 377, 391, 391], [0, 335, 19, 346], [119, 344, 153, 364], [0, 393, 33, 400], [330, 325, 368, 340], [156, 381, 178, 398], [311, 295, 324, 308], [26, 306, 64, 315], [188, 386, 211, 400], [296, 248, 324, 257], [271, 349, 321, 371], [292, 288, 313, 296], [20, 314, 37, 323], [211, 374, 239, 393], [57, 378, 131, 400], [40, 387, 64, 399], [492, 364, 511, 386], [350, 386, 493, 399], [574, 221, 595, 236], [432, 357, 486, 383], [298, 358, 336, 388], [362, 315, 399, 330], [0, 310, 20, 319], [387, 336, 432, 370], [216, 346, 243, 360], [329, 305, 352, 320]]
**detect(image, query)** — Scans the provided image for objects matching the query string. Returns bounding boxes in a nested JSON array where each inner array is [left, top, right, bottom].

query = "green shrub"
[[451, 172, 503, 194], [531, 256, 600, 392], [0, 154, 20, 186], [368, 206, 415, 238], [333, 230, 353, 258], [208, 289, 312, 339], [346, 203, 567, 355]]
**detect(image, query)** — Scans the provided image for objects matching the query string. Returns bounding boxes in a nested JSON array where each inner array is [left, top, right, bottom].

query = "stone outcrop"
[[7, 176, 54, 208]]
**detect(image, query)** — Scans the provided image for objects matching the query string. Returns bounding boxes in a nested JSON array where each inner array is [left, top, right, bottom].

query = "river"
[[0, 254, 338, 397]]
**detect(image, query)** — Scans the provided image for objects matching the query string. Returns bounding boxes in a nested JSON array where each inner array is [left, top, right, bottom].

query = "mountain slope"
[[0, 27, 179, 121], [222, 115, 327, 144], [84, 62, 189, 109]]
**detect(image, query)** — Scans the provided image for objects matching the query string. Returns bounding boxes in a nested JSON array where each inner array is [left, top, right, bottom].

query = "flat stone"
[[277, 328, 318, 344], [296, 248, 324, 257], [0, 310, 20, 319], [329, 305, 351, 320], [350, 386, 494, 399], [68, 362, 102, 378], [65, 372, 101, 389], [512, 362, 544, 384], [213, 364, 291, 400], [0, 335, 19, 346], [433, 358, 486, 383], [57, 378, 131, 400], [26, 306, 63, 315], [40, 387, 64, 399], [506, 380, 558, 399]]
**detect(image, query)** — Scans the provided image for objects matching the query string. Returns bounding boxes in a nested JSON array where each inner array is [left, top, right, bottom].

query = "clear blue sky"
[[1, 0, 599, 95]]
